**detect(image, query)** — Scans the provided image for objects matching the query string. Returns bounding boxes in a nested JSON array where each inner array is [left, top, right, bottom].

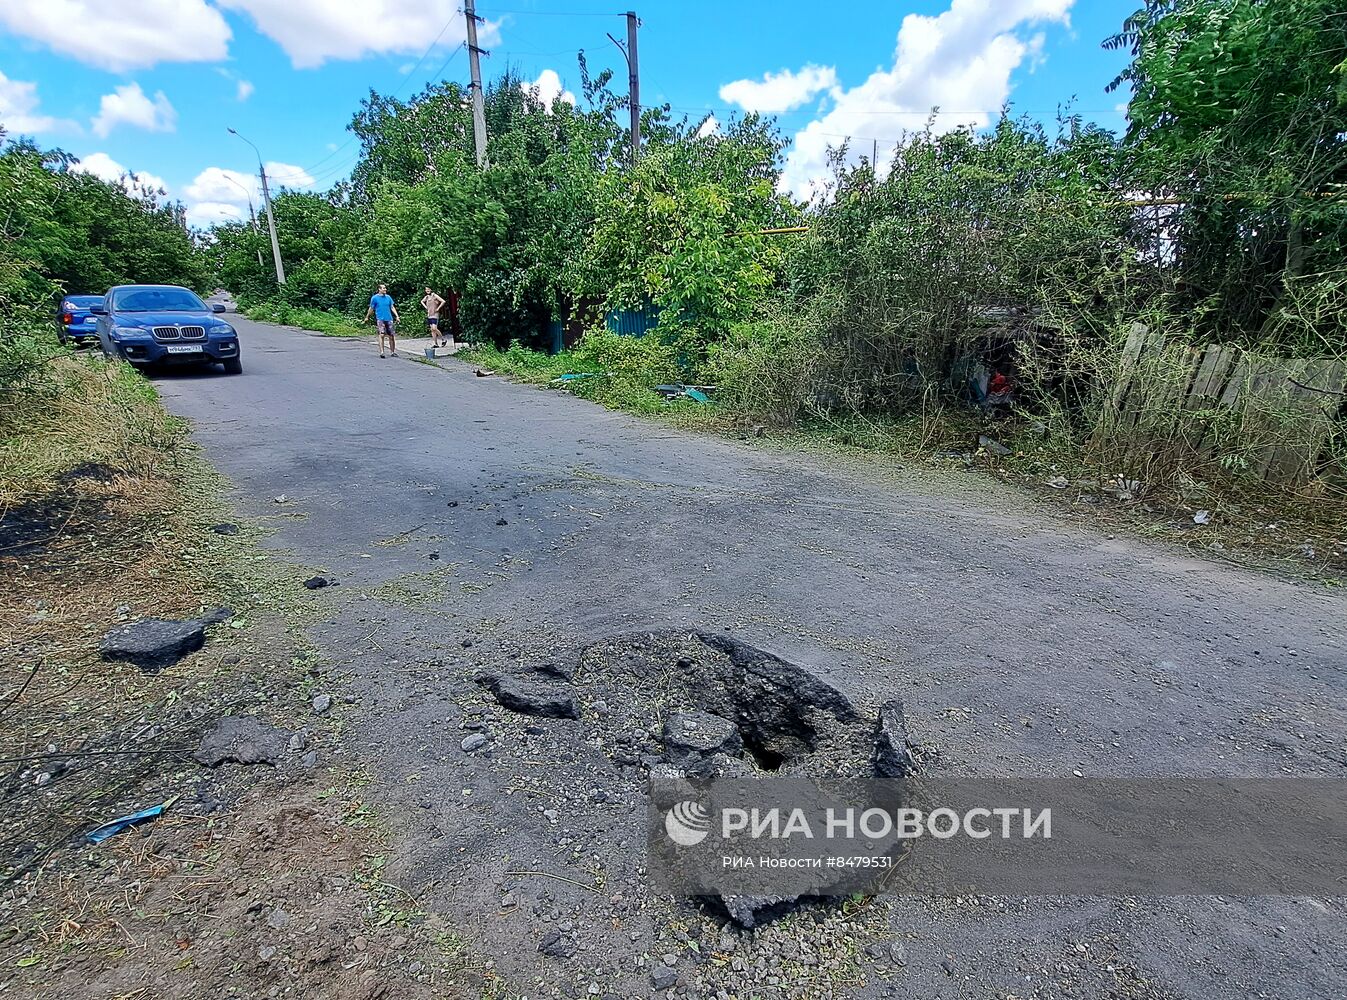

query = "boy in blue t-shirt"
[[363, 283, 401, 358]]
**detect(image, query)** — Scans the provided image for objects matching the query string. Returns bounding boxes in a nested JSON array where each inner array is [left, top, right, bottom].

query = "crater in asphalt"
[[470, 630, 911, 929]]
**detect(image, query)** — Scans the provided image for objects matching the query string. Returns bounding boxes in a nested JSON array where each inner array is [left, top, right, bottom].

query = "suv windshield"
[[113, 288, 206, 313]]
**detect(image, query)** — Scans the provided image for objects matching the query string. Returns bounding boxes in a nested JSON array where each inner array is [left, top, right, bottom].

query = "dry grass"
[[0, 354, 185, 507], [0, 353, 486, 999], [0, 353, 297, 883]]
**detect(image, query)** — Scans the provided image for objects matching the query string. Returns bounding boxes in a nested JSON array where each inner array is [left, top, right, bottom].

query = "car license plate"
[[166, 345, 201, 355]]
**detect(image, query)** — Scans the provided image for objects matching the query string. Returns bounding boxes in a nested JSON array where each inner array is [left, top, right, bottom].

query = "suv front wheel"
[[222, 356, 243, 375]]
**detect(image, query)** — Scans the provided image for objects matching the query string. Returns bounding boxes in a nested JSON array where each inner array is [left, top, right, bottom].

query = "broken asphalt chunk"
[[874, 699, 914, 779], [194, 716, 289, 768], [479, 672, 580, 719], [99, 608, 233, 672]]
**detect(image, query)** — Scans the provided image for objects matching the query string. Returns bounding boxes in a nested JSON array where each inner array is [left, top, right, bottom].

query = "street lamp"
[[219, 172, 265, 269], [227, 127, 286, 285]]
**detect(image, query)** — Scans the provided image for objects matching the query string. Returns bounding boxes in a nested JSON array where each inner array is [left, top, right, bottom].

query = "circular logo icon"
[[664, 800, 711, 847]]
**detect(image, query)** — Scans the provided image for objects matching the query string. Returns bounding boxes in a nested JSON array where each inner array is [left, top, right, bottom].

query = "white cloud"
[[186, 201, 247, 229], [215, 0, 500, 69], [186, 166, 260, 205], [0, 71, 74, 134], [521, 69, 575, 111], [695, 115, 720, 139], [237, 80, 255, 102], [91, 83, 177, 138], [779, 0, 1075, 200], [72, 152, 167, 195], [264, 161, 316, 189], [0, 0, 230, 72], [719, 65, 838, 114], [184, 160, 315, 229]]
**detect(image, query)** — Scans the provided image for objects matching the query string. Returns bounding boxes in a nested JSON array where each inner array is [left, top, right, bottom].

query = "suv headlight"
[[208, 322, 235, 335], [111, 327, 148, 339]]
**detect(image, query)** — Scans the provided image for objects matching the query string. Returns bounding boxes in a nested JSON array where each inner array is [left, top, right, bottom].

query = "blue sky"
[[0, 0, 1133, 225]]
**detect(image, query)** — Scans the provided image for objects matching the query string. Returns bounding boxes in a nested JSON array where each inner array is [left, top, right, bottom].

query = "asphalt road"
[[157, 316, 1347, 999]]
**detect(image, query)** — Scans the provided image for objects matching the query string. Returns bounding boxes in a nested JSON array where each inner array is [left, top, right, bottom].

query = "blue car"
[[58, 294, 104, 346], [94, 285, 243, 375]]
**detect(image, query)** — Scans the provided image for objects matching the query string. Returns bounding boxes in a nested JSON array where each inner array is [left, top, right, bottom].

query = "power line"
[[663, 103, 1127, 119], [298, 24, 466, 177], [484, 7, 627, 16]]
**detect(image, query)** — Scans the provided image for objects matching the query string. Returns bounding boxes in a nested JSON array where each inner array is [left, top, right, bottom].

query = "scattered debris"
[[99, 608, 233, 673], [537, 930, 577, 959], [978, 434, 1013, 457], [273, 494, 290, 503], [312, 693, 332, 714], [86, 796, 179, 845], [652, 964, 679, 990], [874, 700, 914, 779], [479, 672, 580, 719], [663, 711, 743, 764], [653, 384, 713, 404], [1109, 475, 1144, 501], [461, 732, 489, 752], [474, 368, 495, 377], [194, 716, 289, 768], [211, 522, 241, 535], [1193, 510, 1213, 525], [495, 518, 509, 526], [302, 575, 331, 590], [1046, 476, 1069, 490]]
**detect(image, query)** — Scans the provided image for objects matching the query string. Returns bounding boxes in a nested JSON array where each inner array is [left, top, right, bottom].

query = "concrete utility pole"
[[464, 0, 489, 168], [256, 165, 286, 285], [627, 12, 640, 163], [608, 12, 641, 164], [227, 127, 286, 285]]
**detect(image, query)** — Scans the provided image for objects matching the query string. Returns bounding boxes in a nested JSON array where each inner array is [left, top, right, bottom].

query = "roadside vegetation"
[[0, 128, 474, 997], [243, 299, 368, 337], [209, 0, 1347, 569]]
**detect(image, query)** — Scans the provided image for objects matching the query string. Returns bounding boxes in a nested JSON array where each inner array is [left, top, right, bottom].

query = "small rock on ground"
[[461, 732, 488, 752]]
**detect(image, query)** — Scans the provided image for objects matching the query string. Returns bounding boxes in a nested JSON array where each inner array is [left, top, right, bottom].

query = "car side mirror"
[[91, 304, 106, 314], [211, 303, 226, 313]]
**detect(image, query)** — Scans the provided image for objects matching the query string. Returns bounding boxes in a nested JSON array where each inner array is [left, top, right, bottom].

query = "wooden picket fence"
[[1095, 324, 1347, 486]]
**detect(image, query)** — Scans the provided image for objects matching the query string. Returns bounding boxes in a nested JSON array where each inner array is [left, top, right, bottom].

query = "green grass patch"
[[245, 301, 368, 337], [462, 332, 701, 415]]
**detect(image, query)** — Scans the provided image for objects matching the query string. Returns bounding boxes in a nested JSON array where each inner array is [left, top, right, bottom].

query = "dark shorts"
[[426, 317, 439, 327], [376, 319, 395, 336]]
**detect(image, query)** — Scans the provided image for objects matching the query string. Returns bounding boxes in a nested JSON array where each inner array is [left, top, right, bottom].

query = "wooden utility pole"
[[626, 11, 640, 163], [464, 0, 489, 167]]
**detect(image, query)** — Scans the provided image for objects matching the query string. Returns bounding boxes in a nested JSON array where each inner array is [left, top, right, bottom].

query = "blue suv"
[[94, 285, 243, 374]]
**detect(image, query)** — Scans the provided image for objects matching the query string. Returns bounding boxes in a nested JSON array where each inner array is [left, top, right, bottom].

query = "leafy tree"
[[581, 114, 796, 350], [0, 132, 207, 385], [1108, 0, 1347, 346]]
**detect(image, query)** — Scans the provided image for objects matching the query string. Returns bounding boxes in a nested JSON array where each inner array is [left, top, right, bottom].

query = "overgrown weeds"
[[0, 353, 184, 507], [464, 329, 686, 414], [244, 300, 368, 337]]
